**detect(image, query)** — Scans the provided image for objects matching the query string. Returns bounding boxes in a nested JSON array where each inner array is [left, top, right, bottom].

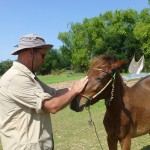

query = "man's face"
[[33, 48, 47, 72]]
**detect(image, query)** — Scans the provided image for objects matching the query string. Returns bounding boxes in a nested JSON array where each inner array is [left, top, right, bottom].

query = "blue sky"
[[0, 0, 149, 61]]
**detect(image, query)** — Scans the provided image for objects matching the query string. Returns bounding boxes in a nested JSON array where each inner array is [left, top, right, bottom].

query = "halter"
[[80, 68, 116, 104]]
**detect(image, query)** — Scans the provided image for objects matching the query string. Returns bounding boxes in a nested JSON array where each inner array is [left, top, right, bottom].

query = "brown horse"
[[70, 54, 150, 150]]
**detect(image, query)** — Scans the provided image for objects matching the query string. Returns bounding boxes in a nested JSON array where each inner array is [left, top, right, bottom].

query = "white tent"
[[122, 55, 150, 81], [128, 55, 144, 74]]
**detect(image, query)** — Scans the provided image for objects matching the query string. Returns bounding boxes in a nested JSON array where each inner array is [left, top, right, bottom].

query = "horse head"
[[70, 54, 127, 112]]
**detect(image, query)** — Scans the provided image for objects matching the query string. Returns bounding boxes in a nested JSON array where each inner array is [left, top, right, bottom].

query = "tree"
[[0, 60, 13, 75], [133, 9, 150, 71], [58, 9, 146, 72], [38, 49, 62, 75]]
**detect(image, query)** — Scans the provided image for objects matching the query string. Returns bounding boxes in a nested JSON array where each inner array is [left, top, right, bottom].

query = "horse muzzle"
[[70, 96, 86, 112]]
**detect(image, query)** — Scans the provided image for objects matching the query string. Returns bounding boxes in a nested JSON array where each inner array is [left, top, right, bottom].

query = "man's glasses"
[[37, 51, 46, 59]]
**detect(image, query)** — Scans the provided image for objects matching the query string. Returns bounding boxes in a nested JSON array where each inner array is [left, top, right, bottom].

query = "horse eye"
[[96, 77, 101, 81]]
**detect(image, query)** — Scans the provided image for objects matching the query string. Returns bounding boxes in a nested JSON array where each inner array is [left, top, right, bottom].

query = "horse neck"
[[106, 72, 125, 116]]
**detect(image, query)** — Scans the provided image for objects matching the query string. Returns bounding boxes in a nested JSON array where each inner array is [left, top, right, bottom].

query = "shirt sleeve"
[[7, 74, 54, 113]]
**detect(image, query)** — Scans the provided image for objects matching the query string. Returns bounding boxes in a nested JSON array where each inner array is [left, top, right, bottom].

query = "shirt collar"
[[13, 61, 35, 79]]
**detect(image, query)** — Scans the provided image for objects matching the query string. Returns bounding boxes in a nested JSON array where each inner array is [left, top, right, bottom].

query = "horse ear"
[[111, 60, 128, 71]]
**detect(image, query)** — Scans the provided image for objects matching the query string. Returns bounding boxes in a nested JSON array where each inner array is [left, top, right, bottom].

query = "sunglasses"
[[36, 51, 46, 59]]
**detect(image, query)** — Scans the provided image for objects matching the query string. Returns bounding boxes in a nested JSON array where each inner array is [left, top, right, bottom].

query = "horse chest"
[[103, 111, 130, 139]]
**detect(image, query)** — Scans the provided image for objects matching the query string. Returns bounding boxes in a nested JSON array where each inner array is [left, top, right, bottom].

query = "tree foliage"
[[38, 49, 64, 75], [58, 9, 150, 72], [0, 60, 13, 75]]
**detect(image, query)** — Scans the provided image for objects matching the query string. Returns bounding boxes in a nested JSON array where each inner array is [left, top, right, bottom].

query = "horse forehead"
[[88, 68, 110, 78], [88, 69, 101, 75]]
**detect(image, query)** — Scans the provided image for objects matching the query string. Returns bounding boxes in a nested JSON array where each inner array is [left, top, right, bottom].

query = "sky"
[[0, 0, 149, 61]]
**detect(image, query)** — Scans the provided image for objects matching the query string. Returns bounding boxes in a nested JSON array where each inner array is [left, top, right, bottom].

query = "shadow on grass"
[[141, 145, 150, 150]]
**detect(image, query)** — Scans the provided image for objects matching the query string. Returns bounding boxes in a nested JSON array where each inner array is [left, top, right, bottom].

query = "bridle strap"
[[92, 68, 114, 77], [92, 71, 116, 99], [79, 94, 91, 101]]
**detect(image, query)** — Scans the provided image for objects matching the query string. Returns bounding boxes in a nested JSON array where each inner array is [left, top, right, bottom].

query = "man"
[[0, 33, 88, 150]]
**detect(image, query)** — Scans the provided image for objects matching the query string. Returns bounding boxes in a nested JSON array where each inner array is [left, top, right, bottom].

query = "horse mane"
[[90, 54, 119, 69]]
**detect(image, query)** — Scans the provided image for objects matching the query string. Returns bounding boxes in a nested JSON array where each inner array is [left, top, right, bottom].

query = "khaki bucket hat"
[[11, 33, 53, 55]]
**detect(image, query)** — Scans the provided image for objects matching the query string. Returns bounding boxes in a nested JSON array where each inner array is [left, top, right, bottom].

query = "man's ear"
[[27, 48, 33, 56]]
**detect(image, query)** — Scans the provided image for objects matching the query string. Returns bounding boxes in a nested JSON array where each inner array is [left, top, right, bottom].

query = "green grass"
[[38, 72, 86, 84], [52, 102, 150, 150], [52, 101, 107, 150]]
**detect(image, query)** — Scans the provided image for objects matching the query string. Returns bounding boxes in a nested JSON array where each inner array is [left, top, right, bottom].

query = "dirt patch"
[[49, 80, 76, 90], [49, 79, 139, 90]]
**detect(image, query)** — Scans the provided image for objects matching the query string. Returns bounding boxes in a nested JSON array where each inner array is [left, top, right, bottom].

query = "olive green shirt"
[[0, 61, 56, 150]]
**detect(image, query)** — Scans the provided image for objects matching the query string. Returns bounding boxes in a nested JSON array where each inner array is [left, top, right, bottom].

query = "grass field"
[[38, 72, 86, 84], [52, 102, 150, 150]]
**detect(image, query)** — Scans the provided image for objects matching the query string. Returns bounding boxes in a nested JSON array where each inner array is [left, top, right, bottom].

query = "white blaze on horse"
[[70, 54, 150, 150]]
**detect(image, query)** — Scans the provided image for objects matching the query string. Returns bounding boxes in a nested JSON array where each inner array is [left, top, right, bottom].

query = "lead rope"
[[86, 106, 104, 150]]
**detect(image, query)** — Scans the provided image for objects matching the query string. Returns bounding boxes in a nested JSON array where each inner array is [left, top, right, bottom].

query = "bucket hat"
[[11, 33, 53, 55]]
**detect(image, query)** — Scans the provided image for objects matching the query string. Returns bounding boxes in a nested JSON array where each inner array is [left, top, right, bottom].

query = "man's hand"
[[70, 76, 88, 94]]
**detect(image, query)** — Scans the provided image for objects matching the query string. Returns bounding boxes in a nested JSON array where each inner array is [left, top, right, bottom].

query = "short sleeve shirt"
[[0, 61, 56, 150]]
